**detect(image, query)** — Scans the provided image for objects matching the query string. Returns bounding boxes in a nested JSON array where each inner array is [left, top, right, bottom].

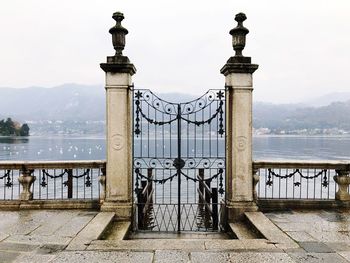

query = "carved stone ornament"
[[112, 134, 124, 151], [236, 136, 247, 151]]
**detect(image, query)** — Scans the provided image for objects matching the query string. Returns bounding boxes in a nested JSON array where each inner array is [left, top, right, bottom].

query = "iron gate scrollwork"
[[133, 88, 226, 232]]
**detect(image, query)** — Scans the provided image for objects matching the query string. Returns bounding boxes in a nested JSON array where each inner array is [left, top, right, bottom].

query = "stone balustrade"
[[0, 160, 106, 209], [253, 160, 350, 204]]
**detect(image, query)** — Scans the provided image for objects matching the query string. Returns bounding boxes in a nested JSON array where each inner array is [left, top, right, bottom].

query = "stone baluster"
[[98, 167, 106, 202], [253, 168, 260, 201], [334, 170, 350, 201], [18, 167, 36, 201]]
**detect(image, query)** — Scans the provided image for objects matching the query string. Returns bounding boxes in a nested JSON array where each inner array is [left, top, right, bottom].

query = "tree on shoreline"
[[0, 118, 30, 136]]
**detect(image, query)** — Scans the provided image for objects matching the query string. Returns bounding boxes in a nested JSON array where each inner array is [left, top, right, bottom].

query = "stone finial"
[[109, 12, 128, 56], [220, 12, 258, 75], [229, 12, 249, 57], [100, 11, 136, 75]]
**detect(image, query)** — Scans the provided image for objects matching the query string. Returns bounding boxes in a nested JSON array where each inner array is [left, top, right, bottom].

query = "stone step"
[[66, 212, 115, 250], [244, 212, 299, 249], [229, 222, 257, 239], [128, 231, 230, 240], [100, 221, 131, 240]]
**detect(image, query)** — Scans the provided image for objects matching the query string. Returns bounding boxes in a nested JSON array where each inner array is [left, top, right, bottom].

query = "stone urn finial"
[[229, 12, 249, 57], [109, 11, 129, 56]]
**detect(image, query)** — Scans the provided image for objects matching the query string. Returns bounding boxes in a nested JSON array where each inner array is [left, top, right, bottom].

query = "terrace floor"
[[1, 209, 350, 262]]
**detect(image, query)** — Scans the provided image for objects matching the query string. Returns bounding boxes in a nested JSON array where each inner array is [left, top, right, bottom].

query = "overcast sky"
[[0, 0, 349, 103]]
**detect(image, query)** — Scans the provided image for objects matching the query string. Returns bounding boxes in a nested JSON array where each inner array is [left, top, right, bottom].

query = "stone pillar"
[[334, 170, 350, 201], [221, 13, 259, 221], [18, 167, 36, 201], [100, 12, 136, 220]]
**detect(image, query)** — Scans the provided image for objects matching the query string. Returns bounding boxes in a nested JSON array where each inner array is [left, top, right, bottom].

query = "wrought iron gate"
[[133, 89, 225, 232]]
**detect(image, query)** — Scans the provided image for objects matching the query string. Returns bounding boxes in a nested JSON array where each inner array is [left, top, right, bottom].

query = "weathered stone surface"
[[51, 251, 153, 263], [54, 213, 96, 238], [13, 253, 56, 263], [229, 222, 257, 239], [0, 242, 39, 252], [153, 250, 188, 263], [101, 221, 130, 240], [298, 242, 334, 253], [190, 252, 295, 263], [338, 251, 350, 261], [285, 231, 316, 242], [30, 211, 78, 236], [288, 252, 348, 263], [0, 251, 20, 262], [204, 240, 245, 251], [191, 252, 231, 262], [66, 212, 114, 250], [6, 234, 71, 245], [308, 231, 350, 243], [245, 212, 297, 247], [88, 239, 205, 251], [228, 252, 295, 263], [36, 244, 66, 254], [325, 242, 350, 252]]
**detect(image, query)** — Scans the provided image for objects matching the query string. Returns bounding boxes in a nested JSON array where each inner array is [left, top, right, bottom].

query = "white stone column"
[[100, 12, 136, 220], [221, 13, 258, 221]]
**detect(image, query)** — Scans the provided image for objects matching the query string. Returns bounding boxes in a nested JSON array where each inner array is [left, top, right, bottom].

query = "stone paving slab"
[[288, 252, 349, 263], [51, 251, 154, 263], [153, 250, 189, 263], [54, 212, 96, 238], [0, 251, 20, 262], [0, 242, 39, 252], [2, 210, 350, 262], [298, 241, 335, 253], [191, 252, 296, 263], [285, 231, 316, 242], [12, 253, 57, 263], [5, 234, 72, 246], [88, 239, 206, 251]]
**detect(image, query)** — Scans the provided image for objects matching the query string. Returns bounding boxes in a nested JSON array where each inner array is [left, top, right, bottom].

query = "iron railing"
[[0, 160, 106, 200], [254, 160, 350, 200]]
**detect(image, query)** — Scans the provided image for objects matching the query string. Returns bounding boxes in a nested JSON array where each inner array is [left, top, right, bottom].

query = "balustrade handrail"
[[253, 160, 350, 170], [0, 160, 106, 170]]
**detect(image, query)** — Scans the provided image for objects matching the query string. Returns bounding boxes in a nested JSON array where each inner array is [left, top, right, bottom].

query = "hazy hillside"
[[1, 84, 350, 135], [0, 84, 105, 121], [253, 100, 350, 133]]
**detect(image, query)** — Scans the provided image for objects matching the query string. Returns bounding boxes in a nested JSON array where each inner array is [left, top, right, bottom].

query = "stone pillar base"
[[226, 200, 258, 222], [100, 200, 132, 221]]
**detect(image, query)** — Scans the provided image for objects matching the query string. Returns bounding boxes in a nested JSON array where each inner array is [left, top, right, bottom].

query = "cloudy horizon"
[[0, 0, 349, 104]]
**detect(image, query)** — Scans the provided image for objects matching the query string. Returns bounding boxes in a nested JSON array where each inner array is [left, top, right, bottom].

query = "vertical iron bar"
[[67, 169, 73, 199], [177, 103, 181, 232]]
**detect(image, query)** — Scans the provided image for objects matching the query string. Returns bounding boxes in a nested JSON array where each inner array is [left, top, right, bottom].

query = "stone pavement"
[[0, 209, 350, 262]]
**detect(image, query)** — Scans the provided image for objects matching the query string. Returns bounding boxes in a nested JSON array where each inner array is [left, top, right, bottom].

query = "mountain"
[[0, 84, 105, 121], [303, 92, 350, 107], [254, 100, 350, 133], [1, 84, 350, 135]]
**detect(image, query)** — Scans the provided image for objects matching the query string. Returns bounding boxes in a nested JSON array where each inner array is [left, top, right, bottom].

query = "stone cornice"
[[220, 56, 258, 76], [100, 55, 136, 75]]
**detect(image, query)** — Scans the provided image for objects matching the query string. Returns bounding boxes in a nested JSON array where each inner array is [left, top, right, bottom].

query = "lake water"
[[0, 135, 350, 161]]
